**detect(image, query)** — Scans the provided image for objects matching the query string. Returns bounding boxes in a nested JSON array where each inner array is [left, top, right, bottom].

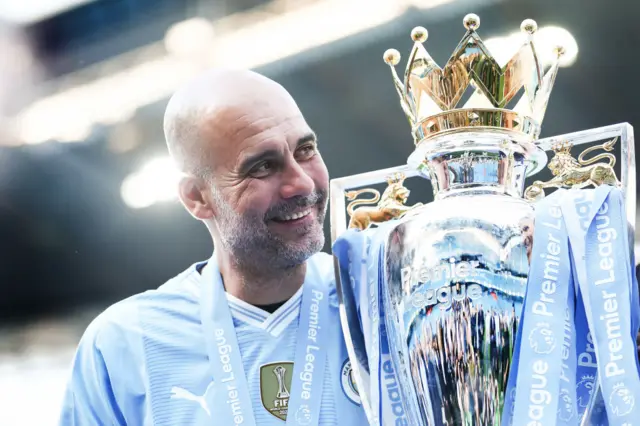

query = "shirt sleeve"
[[58, 320, 127, 426]]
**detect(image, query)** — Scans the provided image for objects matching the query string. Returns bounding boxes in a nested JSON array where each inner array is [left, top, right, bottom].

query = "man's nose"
[[280, 160, 314, 199]]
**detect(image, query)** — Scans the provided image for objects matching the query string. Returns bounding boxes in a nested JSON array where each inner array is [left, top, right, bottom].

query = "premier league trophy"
[[331, 13, 639, 426]]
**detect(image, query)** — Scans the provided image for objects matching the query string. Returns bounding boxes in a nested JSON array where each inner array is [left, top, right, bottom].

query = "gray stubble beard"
[[213, 190, 328, 274]]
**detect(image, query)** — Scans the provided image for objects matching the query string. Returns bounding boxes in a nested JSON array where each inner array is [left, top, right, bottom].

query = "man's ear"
[[177, 175, 215, 220]]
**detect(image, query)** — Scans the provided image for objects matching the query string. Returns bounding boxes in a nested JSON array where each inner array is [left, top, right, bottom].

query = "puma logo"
[[170, 381, 215, 416]]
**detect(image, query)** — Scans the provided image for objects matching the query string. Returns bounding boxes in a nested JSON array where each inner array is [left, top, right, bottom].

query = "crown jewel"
[[384, 13, 564, 144]]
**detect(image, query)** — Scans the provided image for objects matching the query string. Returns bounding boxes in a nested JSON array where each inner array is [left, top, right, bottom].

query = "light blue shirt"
[[58, 252, 367, 425]]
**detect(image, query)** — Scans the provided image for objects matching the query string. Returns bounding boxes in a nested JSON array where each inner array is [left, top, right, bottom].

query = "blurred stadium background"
[[0, 0, 637, 424]]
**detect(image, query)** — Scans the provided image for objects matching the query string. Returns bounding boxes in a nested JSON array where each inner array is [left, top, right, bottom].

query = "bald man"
[[58, 69, 368, 426]]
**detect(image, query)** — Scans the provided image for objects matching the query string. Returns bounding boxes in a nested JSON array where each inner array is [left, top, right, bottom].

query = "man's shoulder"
[[79, 262, 204, 350]]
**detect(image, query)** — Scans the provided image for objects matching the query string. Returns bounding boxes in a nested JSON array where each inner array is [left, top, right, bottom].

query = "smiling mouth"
[[271, 209, 312, 223]]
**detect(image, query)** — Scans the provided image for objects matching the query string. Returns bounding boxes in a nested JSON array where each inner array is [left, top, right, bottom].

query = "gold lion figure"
[[524, 138, 620, 201], [346, 173, 422, 230]]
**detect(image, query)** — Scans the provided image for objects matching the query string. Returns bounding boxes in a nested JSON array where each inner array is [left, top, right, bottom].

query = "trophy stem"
[[407, 130, 543, 200]]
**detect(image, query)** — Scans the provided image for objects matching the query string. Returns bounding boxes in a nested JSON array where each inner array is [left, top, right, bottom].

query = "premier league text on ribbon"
[[591, 200, 625, 379], [582, 187, 640, 424], [522, 201, 567, 425], [382, 358, 407, 423], [559, 308, 573, 386], [531, 207, 563, 319], [577, 331, 596, 369], [300, 289, 323, 400], [214, 328, 245, 424]]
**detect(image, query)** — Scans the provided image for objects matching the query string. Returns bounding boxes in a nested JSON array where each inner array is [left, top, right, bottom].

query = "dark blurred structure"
[[0, 0, 639, 325]]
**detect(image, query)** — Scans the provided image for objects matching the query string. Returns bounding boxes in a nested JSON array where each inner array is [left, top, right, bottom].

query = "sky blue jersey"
[[58, 252, 367, 425]]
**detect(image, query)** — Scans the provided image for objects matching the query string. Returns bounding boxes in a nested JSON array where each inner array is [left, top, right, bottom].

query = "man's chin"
[[281, 229, 324, 260], [290, 227, 324, 251]]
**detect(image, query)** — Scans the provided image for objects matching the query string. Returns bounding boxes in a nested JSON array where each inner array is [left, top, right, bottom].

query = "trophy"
[[331, 13, 637, 426]]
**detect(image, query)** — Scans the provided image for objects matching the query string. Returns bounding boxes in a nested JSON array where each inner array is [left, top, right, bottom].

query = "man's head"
[[164, 68, 329, 271]]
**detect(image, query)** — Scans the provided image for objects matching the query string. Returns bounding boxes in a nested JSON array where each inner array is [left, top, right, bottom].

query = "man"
[[58, 69, 367, 425]]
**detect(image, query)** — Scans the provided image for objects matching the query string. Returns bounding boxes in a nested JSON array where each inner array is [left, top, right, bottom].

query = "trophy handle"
[[330, 165, 420, 243], [331, 123, 635, 241], [532, 122, 636, 229]]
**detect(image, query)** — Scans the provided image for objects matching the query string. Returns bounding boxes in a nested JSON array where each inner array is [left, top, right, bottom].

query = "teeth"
[[280, 210, 311, 221]]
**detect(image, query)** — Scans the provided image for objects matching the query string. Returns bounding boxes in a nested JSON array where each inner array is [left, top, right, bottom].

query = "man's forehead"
[[196, 101, 312, 168], [203, 102, 308, 144]]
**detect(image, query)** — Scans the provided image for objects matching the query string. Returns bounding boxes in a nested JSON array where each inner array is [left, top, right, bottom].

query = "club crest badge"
[[341, 359, 361, 405], [260, 361, 293, 420]]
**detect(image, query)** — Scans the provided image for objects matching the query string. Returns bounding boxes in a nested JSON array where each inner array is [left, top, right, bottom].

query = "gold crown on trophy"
[[384, 13, 565, 144]]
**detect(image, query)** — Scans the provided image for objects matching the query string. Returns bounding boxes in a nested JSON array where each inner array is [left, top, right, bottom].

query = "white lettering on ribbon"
[[524, 203, 564, 424], [592, 202, 626, 379], [382, 359, 408, 425], [300, 289, 324, 400], [577, 332, 597, 368], [214, 328, 245, 424]]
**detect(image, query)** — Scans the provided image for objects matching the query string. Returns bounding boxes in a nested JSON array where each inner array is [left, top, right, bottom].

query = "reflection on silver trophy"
[[331, 13, 636, 426]]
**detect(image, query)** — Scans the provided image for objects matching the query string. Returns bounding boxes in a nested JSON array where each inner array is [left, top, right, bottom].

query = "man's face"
[[204, 98, 329, 269]]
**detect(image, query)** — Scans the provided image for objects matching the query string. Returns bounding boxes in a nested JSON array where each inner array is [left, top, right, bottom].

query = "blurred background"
[[0, 0, 638, 424]]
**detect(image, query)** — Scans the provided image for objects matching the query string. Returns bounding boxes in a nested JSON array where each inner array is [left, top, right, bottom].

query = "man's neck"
[[214, 251, 307, 306]]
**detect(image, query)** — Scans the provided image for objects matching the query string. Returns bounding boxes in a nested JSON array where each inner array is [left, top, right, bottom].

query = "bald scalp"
[[163, 68, 296, 177]]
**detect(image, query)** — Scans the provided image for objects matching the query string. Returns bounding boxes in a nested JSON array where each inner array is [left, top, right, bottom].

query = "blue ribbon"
[[581, 186, 640, 425], [286, 260, 331, 426], [201, 260, 258, 426], [556, 277, 578, 425], [374, 226, 410, 426], [333, 222, 409, 426], [560, 189, 603, 421], [333, 228, 381, 426], [507, 186, 640, 426], [510, 189, 574, 425], [559, 190, 599, 422]]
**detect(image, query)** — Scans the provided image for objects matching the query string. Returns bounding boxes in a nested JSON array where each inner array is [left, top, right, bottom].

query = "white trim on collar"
[[226, 286, 302, 337], [198, 261, 303, 336]]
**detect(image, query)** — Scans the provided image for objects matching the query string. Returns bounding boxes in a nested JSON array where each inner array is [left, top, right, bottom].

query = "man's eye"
[[251, 161, 274, 177], [297, 144, 317, 160]]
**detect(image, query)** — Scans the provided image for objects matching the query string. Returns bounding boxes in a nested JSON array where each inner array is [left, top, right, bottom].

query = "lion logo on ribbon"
[[528, 322, 556, 354], [609, 383, 635, 417], [576, 375, 596, 409], [557, 388, 575, 421]]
